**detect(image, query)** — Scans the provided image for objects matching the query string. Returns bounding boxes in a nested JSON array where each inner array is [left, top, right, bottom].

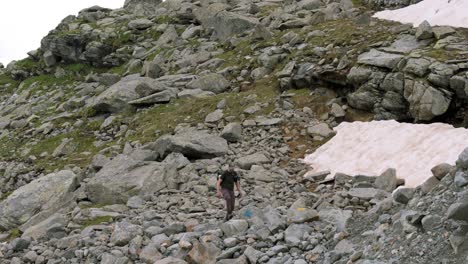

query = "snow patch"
[[373, 0, 468, 28], [303, 120, 468, 187]]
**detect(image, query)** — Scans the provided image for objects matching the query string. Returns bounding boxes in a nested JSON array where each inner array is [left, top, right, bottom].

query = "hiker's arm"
[[236, 181, 242, 197]]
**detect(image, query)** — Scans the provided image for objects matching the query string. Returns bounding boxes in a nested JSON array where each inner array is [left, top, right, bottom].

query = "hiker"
[[216, 165, 242, 221]]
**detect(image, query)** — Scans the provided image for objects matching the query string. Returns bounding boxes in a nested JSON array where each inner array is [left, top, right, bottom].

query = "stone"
[[421, 176, 440, 194], [187, 241, 221, 264], [128, 18, 153, 30], [195, 10, 258, 41], [298, 0, 324, 10], [205, 109, 224, 123], [92, 76, 166, 113], [155, 257, 188, 264], [22, 213, 67, 241], [261, 206, 286, 233], [128, 90, 177, 106], [153, 129, 228, 159], [186, 73, 230, 94], [110, 221, 141, 246], [243, 246, 263, 264], [330, 103, 345, 118], [255, 117, 283, 126], [85, 155, 160, 204], [404, 58, 431, 77], [100, 253, 131, 264], [246, 165, 286, 183], [0, 170, 77, 231], [182, 26, 203, 40], [404, 80, 451, 121], [421, 215, 441, 231], [224, 237, 238, 247], [374, 168, 398, 192], [347, 188, 383, 201], [433, 26, 456, 40], [43, 50, 57, 67], [236, 153, 269, 170], [447, 202, 468, 222], [456, 147, 468, 170], [284, 224, 313, 246], [307, 123, 335, 138], [415, 20, 434, 40], [431, 163, 453, 180], [454, 171, 468, 188], [140, 243, 163, 263], [318, 208, 352, 231], [10, 237, 31, 252], [392, 187, 415, 204], [124, 0, 162, 15], [357, 49, 404, 69], [178, 89, 215, 99], [221, 220, 249, 237], [221, 123, 242, 143], [288, 206, 319, 224]]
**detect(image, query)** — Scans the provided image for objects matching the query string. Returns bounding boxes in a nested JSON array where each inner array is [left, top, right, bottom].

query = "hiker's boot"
[[224, 213, 230, 222]]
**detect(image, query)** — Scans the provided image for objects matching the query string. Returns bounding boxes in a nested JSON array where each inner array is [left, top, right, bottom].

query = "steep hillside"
[[0, 0, 468, 263]]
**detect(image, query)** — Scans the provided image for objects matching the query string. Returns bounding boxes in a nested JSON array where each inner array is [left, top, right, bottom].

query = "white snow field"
[[303, 120, 468, 187], [374, 0, 468, 28]]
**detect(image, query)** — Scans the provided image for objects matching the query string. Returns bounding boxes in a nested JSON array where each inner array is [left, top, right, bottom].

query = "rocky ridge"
[[0, 0, 468, 263]]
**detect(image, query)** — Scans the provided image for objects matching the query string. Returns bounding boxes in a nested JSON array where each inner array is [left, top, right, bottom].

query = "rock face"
[[404, 80, 451, 121], [195, 10, 259, 41], [153, 130, 229, 159], [124, 0, 162, 15], [0, 171, 77, 231]]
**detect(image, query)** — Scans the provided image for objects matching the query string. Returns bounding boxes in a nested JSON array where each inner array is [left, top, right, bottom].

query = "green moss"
[[0, 135, 21, 159], [80, 216, 113, 229], [424, 49, 460, 61], [7, 229, 21, 240], [29, 119, 105, 172], [154, 15, 176, 24], [0, 74, 19, 94], [15, 58, 40, 71], [0, 191, 13, 202]]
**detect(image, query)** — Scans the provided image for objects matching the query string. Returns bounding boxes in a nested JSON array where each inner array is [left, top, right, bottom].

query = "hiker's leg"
[[229, 190, 235, 214], [221, 189, 231, 213]]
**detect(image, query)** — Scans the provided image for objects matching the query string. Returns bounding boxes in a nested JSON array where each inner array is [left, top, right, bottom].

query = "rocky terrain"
[[1, 0, 468, 263]]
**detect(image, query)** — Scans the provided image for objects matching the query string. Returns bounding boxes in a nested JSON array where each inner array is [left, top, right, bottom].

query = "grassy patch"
[[7, 229, 21, 240], [423, 49, 461, 62], [29, 127, 101, 172], [0, 191, 13, 202], [128, 77, 279, 143], [80, 216, 113, 229], [0, 74, 19, 94]]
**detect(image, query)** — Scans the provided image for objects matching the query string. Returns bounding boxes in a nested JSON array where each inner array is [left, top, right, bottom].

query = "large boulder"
[[91, 76, 167, 113], [152, 130, 229, 159], [0, 170, 77, 231], [186, 73, 230, 94], [41, 32, 113, 66], [195, 9, 259, 41], [404, 79, 451, 121], [85, 153, 187, 204]]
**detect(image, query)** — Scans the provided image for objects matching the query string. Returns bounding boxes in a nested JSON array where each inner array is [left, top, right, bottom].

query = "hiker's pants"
[[221, 188, 235, 214]]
